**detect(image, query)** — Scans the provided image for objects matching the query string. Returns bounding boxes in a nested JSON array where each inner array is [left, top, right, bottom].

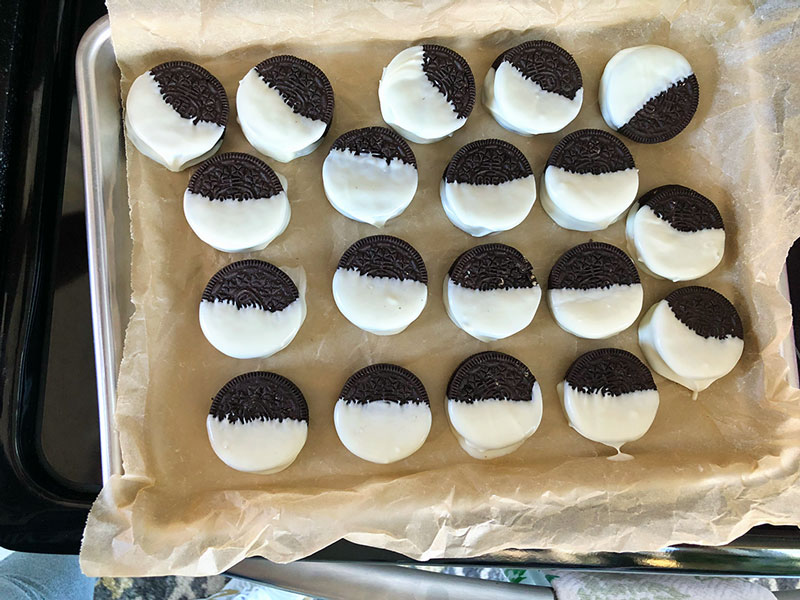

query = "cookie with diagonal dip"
[[332, 236, 428, 335], [184, 153, 290, 253], [322, 127, 418, 227], [199, 260, 306, 359], [379, 45, 475, 144], [559, 349, 659, 461], [125, 61, 228, 171], [483, 40, 583, 135], [638, 286, 743, 398], [237, 55, 334, 162], [444, 244, 541, 342], [446, 351, 543, 460], [440, 139, 536, 236], [207, 372, 308, 474], [625, 185, 725, 281], [600, 45, 699, 144], [540, 129, 639, 231], [334, 364, 431, 464], [548, 242, 643, 339]]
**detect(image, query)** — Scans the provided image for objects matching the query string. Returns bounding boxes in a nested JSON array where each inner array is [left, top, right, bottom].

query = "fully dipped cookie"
[[334, 364, 431, 464], [125, 61, 228, 171]]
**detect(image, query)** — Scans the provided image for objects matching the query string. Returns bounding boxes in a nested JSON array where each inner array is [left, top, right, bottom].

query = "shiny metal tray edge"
[[76, 15, 800, 576]]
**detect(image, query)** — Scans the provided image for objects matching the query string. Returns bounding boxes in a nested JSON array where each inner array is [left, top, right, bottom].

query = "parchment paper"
[[81, 0, 800, 576]]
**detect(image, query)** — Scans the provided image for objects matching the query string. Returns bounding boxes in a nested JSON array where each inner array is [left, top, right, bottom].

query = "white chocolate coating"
[[378, 46, 466, 144], [439, 176, 536, 237], [638, 299, 744, 396], [125, 72, 224, 172], [443, 277, 541, 342], [322, 149, 418, 227], [237, 69, 327, 163], [332, 268, 427, 335], [541, 165, 639, 232], [334, 400, 432, 464], [446, 383, 543, 460], [558, 381, 659, 459], [483, 64, 582, 135], [206, 416, 307, 474], [184, 190, 290, 253], [625, 203, 725, 282], [548, 283, 643, 340], [599, 45, 693, 130]]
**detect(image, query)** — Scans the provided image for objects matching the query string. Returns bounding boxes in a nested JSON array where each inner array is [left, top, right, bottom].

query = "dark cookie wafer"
[[330, 127, 417, 167], [421, 45, 476, 119], [618, 74, 699, 144], [565, 348, 656, 395], [638, 185, 723, 232], [150, 61, 229, 127], [665, 286, 743, 340], [202, 260, 298, 311], [501, 40, 582, 100], [443, 139, 532, 185], [546, 128, 635, 175], [338, 235, 427, 284], [447, 351, 536, 404], [340, 364, 429, 406], [188, 153, 283, 200], [449, 243, 537, 291], [549, 242, 639, 290], [210, 371, 308, 424], [254, 55, 334, 126]]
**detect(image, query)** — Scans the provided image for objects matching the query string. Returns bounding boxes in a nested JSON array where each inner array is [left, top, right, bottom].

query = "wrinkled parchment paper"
[[81, 0, 800, 576]]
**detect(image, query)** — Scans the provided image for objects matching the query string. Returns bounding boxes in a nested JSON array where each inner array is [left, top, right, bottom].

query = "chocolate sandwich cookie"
[[332, 235, 428, 336], [206, 371, 309, 474], [483, 40, 583, 135], [199, 260, 306, 359], [334, 364, 432, 464], [541, 129, 639, 231], [184, 153, 290, 253], [547, 242, 643, 339], [559, 348, 659, 460], [639, 286, 743, 398], [600, 45, 699, 144], [446, 351, 543, 460], [379, 44, 475, 144], [237, 55, 334, 162], [440, 139, 536, 236], [125, 61, 228, 172], [626, 184, 725, 282], [444, 244, 541, 342], [322, 127, 418, 227]]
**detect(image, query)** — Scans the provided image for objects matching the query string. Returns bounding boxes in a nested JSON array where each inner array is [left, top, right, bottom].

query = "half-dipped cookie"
[[333, 236, 427, 336], [446, 351, 543, 460], [483, 40, 583, 135], [600, 45, 699, 144], [184, 153, 290, 252], [638, 286, 743, 398], [626, 185, 725, 281], [207, 372, 308, 474], [379, 45, 475, 144], [444, 244, 541, 342], [548, 242, 643, 339], [322, 127, 418, 227], [440, 139, 536, 236], [334, 364, 431, 464], [541, 129, 639, 231], [125, 61, 228, 171], [200, 260, 306, 359], [559, 349, 659, 460], [237, 55, 334, 162]]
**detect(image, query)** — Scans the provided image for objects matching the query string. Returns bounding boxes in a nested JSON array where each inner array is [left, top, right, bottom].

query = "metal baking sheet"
[[76, 15, 800, 575]]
